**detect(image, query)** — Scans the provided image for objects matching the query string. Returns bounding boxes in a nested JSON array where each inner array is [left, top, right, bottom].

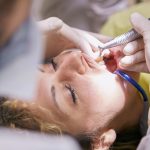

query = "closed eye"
[[44, 58, 57, 71], [65, 84, 77, 104]]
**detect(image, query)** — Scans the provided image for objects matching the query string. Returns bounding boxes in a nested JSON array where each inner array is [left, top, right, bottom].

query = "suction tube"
[[114, 70, 148, 102]]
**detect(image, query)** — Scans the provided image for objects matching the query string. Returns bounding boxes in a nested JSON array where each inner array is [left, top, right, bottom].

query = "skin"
[[34, 49, 143, 136], [0, 2, 145, 149], [0, 2, 144, 147]]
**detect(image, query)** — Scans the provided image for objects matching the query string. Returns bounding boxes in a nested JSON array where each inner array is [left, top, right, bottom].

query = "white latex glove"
[[119, 13, 150, 72], [38, 17, 104, 59]]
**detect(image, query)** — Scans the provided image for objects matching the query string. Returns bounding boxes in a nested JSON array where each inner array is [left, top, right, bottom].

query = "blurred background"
[[38, 0, 149, 33]]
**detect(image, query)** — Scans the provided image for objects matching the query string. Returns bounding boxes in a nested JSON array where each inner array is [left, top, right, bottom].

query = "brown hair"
[[0, 97, 94, 149], [0, 97, 63, 134], [0, 97, 142, 150]]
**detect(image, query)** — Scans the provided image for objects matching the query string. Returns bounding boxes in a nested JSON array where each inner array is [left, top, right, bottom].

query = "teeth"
[[98, 61, 105, 65], [95, 56, 103, 63], [101, 49, 110, 57], [95, 56, 105, 65]]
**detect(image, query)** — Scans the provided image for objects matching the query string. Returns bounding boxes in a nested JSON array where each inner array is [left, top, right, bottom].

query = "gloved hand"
[[118, 13, 150, 72], [38, 17, 105, 59]]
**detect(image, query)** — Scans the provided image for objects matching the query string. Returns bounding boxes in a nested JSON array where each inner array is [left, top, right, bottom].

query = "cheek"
[[101, 83, 125, 114], [87, 74, 126, 114]]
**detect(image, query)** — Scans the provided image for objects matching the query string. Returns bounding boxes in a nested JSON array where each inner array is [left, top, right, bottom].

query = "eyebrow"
[[51, 85, 68, 116], [51, 85, 59, 109]]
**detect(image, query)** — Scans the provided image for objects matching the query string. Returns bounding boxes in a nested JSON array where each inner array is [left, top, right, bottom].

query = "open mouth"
[[82, 52, 118, 73], [103, 54, 117, 73]]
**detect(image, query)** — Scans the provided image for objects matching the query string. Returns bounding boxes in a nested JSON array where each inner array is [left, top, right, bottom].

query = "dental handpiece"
[[99, 29, 141, 50], [99, 18, 150, 50]]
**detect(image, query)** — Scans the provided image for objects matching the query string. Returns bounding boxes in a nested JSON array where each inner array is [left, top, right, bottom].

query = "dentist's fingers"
[[78, 31, 104, 51], [78, 32, 104, 58], [59, 24, 99, 59], [123, 38, 144, 55], [130, 13, 150, 71], [77, 38, 100, 59], [120, 50, 145, 66], [38, 17, 63, 33], [73, 28, 104, 51], [119, 62, 149, 73], [130, 13, 150, 35], [109, 45, 125, 57]]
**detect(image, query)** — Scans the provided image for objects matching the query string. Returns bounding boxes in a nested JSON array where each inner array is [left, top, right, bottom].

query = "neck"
[[111, 84, 143, 132]]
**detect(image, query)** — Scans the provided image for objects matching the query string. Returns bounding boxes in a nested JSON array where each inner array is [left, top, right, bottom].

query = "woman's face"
[[35, 50, 140, 135]]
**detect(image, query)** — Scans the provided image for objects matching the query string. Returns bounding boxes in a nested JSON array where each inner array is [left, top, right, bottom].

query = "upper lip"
[[81, 53, 101, 71]]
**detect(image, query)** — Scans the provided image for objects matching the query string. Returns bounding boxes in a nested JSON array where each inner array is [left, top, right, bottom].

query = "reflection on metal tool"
[[99, 18, 150, 50], [99, 29, 141, 50]]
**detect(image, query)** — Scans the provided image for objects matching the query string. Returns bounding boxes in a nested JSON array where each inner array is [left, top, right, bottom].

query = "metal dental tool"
[[99, 18, 150, 50], [99, 28, 141, 50]]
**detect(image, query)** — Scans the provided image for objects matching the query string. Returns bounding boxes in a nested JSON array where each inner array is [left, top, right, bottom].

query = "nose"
[[57, 51, 86, 77]]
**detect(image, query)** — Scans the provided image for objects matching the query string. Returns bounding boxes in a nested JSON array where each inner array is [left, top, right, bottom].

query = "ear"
[[93, 129, 116, 150]]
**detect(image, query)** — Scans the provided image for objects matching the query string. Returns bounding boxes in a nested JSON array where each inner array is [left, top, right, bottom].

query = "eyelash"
[[45, 59, 77, 103], [51, 58, 57, 71], [45, 58, 57, 71], [65, 84, 77, 104]]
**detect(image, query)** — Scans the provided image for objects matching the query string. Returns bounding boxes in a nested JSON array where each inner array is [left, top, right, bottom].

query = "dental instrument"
[[114, 70, 148, 102], [98, 18, 150, 50]]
